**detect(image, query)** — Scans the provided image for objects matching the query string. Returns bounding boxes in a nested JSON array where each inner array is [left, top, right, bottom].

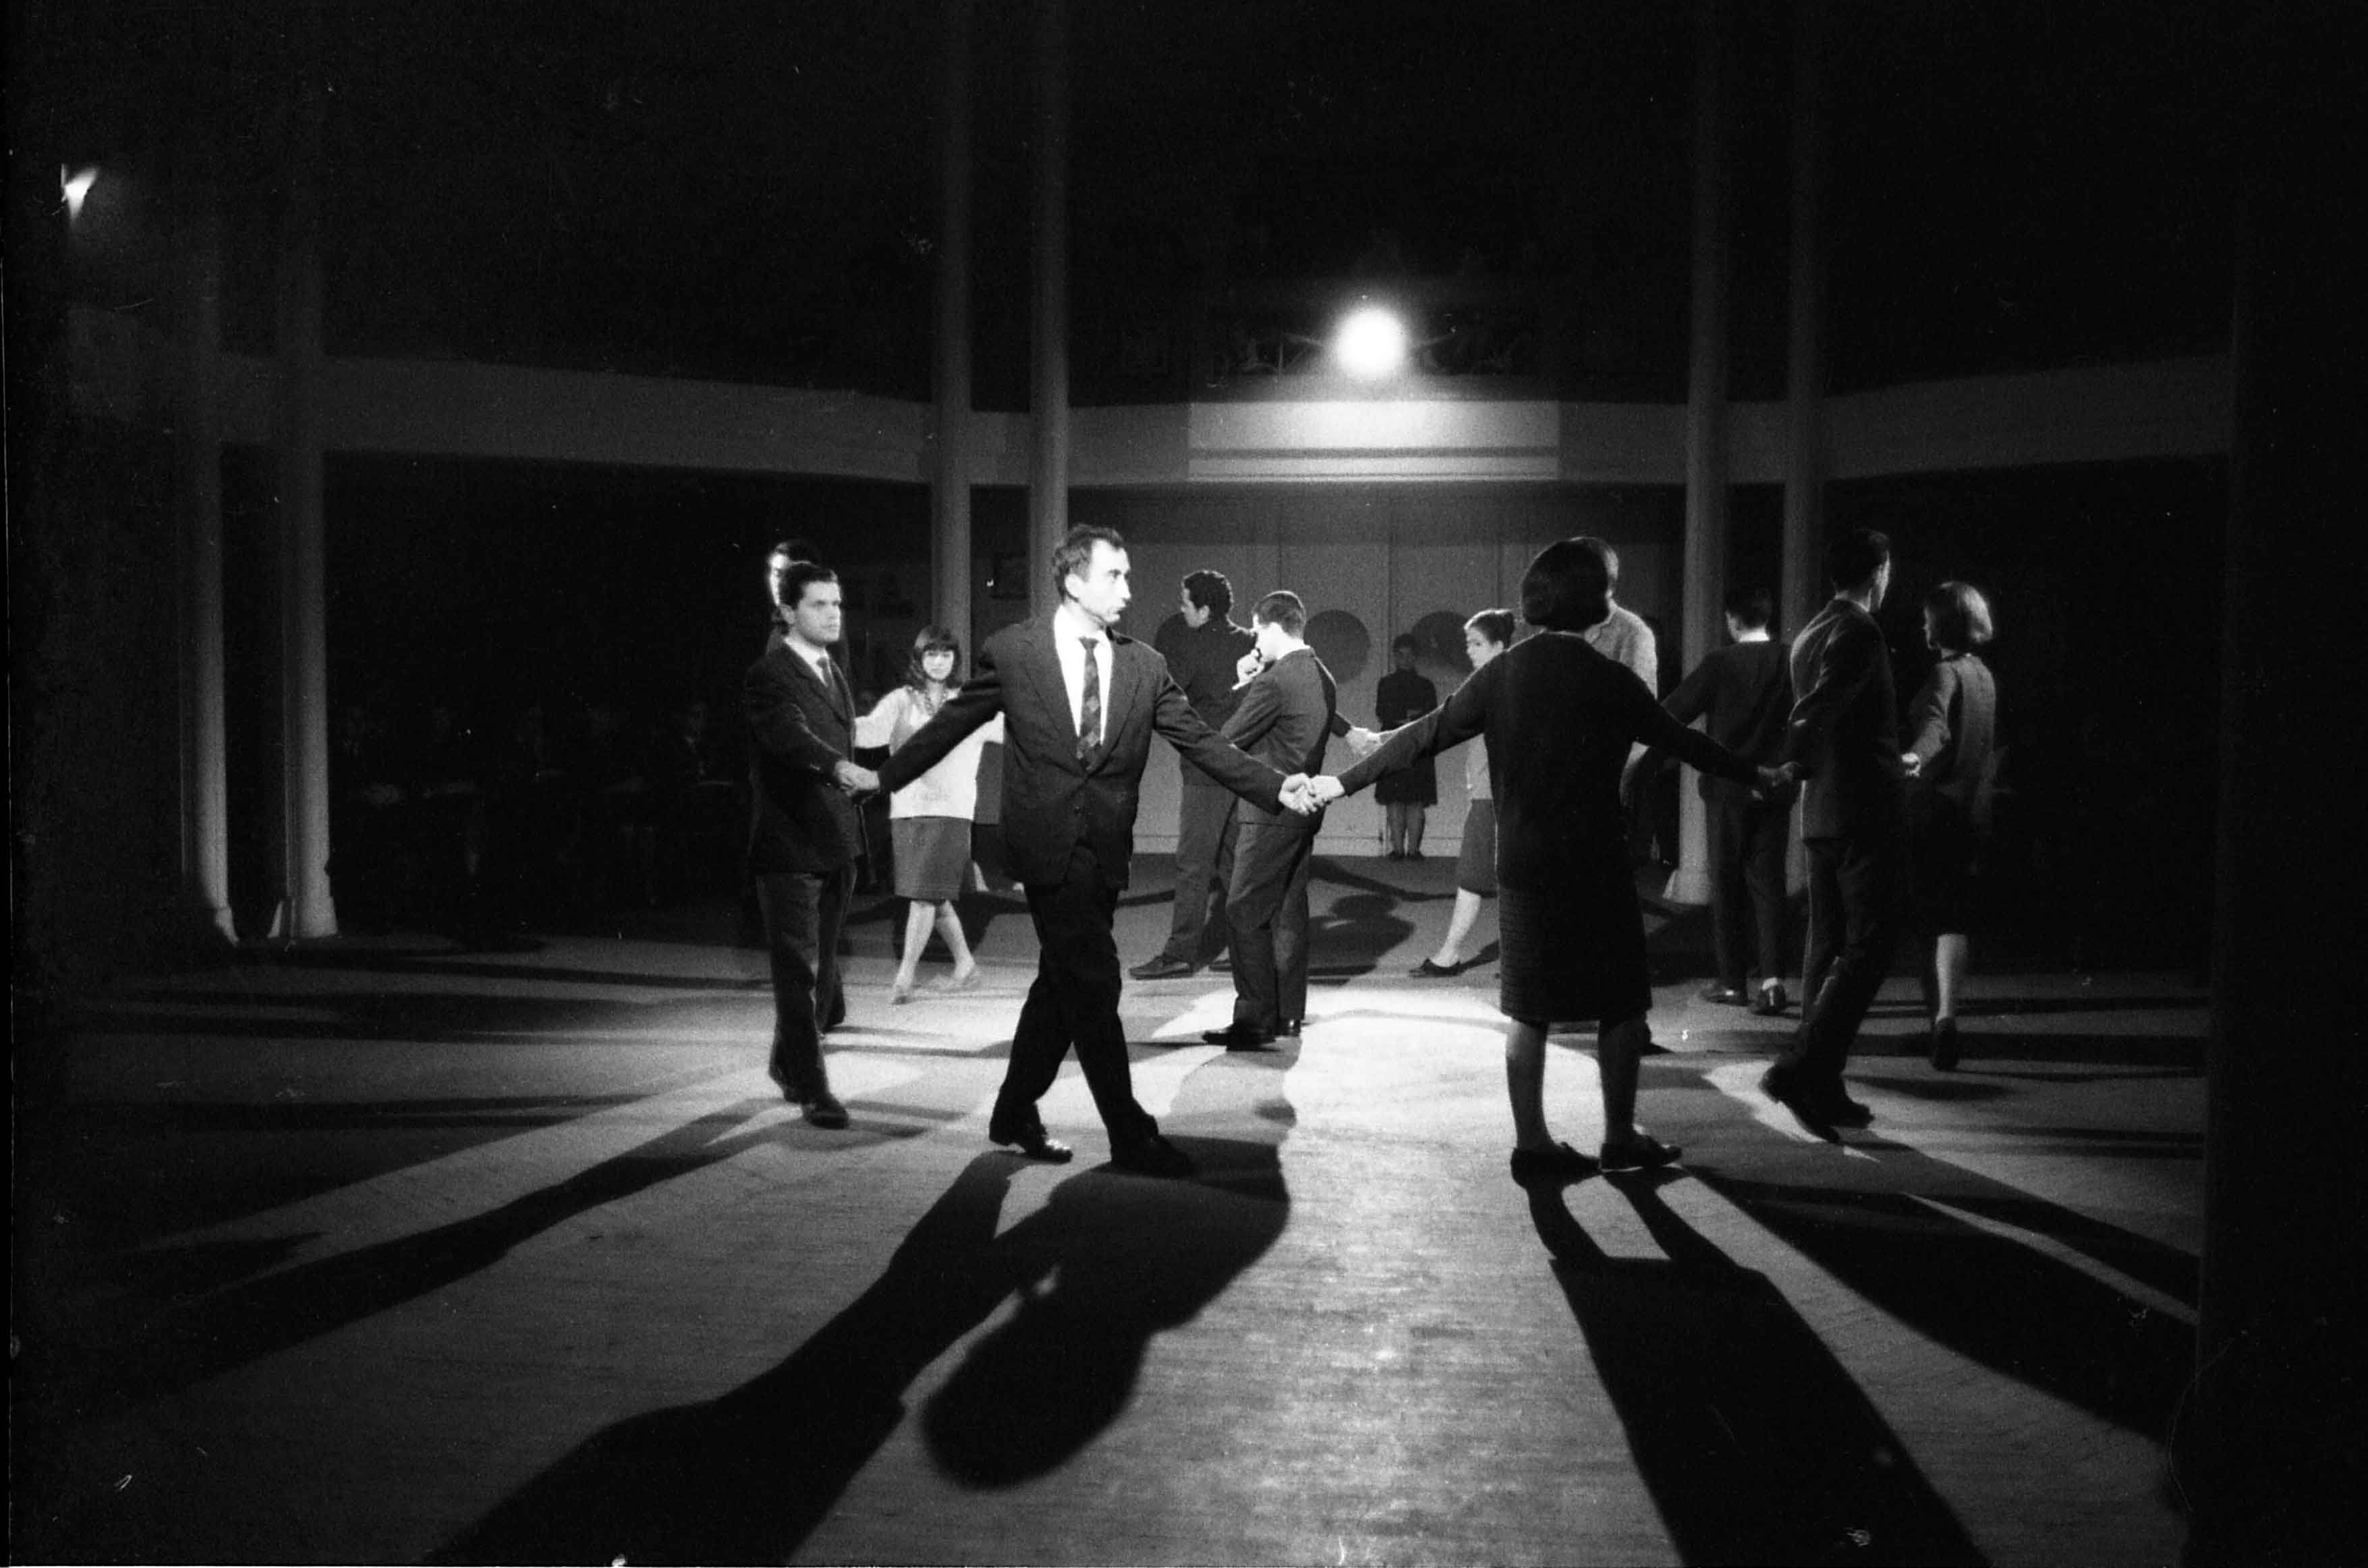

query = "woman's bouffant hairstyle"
[[1465, 608, 1517, 648], [904, 624, 964, 690], [1519, 538, 1614, 633], [1923, 582, 1995, 652]]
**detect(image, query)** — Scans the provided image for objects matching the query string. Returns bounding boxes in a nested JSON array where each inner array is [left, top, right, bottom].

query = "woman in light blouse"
[[857, 626, 1005, 1001]]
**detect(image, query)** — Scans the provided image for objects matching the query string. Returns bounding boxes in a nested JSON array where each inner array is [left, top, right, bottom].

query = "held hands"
[[1278, 774, 1345, 814], [833, 759, 881, 795], [1752, 762, 1799, 802], [1899, 750, 1925, 778]]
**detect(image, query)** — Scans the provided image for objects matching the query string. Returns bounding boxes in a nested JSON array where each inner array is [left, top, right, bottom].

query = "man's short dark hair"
[[1723, 586, 1773, 630], [779, 561, 839, 614], [771, 538, 820, 565], [1520, 538, 1614, 634], [1250, 590, 1307, 636], [1825, 528, 1892, 594], [1574, 535, 1620, 586], [1923, 581, 1995, 650], [1390, 632, 1419, 655], [1465, 607, 1517, 648], [1183, 568, 1234, 619], [1053, 525, 1127, 600]]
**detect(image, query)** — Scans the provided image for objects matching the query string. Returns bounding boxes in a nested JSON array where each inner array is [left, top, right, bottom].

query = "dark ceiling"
[[13, 0, 2256, 404]]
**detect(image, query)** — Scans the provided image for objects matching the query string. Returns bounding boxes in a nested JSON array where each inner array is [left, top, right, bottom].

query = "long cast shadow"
[[437, 1053, 1296, 1565], [1530, 1178, 1985, 1565]]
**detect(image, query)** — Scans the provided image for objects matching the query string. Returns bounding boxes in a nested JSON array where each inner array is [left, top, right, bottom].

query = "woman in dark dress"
[[1309, 540, 1774, 1182], [1373, 634, 1438, 858], [1901, 582, 2000, 1071]]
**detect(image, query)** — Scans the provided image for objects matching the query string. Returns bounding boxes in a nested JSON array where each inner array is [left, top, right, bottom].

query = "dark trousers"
[[1156, 780, 1239, 963], [756, 867, 851, 1096], [1226, 820, 1315, 1032], [1001, 844, 1158, 1145], [1785, 832, 1902, 1087], [1709, 791, 1790, 988]]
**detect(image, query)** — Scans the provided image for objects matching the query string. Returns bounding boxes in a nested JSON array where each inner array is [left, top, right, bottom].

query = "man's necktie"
[[816, 654, 839, 704], [1077, 637, 1102, 766]]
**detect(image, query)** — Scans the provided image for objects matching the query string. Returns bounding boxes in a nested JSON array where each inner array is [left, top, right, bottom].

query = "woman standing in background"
[[1373, 632, 1438, 858], [1901, 582, 2000, 1071]]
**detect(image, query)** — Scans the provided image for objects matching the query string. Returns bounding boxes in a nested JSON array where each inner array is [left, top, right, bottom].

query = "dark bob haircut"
[[1923, 581, 1995, 651], [1519, 538, 1613, 634], [905, 624, 964, 690]]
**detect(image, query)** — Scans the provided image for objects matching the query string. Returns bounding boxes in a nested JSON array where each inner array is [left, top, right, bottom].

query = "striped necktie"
[[1077, 637, 1102, 765]]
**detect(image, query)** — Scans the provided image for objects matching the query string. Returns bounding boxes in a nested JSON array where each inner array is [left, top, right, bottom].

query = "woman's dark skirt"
[[1455, 800, 1498, 895], [1496, 858, 1652, 1026], [891, 816, 971, 903], [1907, 794, 1985, 934]]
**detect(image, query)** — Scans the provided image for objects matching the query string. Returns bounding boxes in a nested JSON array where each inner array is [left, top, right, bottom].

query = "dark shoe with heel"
[[1509, 1142, 1598, 1187], [1600, 1133, 1683, 1174], [1759, 1063, 1838, 1138]]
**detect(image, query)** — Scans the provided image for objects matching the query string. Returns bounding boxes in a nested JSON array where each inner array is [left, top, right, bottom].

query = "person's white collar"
[[1054, 601, 1106, 643], [1735, 628, 1770, 643]]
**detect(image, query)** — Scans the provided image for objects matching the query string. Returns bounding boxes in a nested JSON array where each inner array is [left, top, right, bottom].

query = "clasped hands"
[[1278, 773, 1346, 815], [833, 759, 882, 795]]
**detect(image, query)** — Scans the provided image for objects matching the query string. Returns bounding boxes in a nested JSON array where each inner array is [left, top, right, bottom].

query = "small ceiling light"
[[1335, 305, 1407, 379], [62, 164, 98, 220]]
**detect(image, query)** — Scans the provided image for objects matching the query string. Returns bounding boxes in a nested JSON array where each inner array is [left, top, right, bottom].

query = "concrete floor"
[[15, 856, 2207, 1565]]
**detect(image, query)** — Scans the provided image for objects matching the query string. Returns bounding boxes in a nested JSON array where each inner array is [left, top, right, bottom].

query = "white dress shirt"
[[1052, 602, 1111, 748]]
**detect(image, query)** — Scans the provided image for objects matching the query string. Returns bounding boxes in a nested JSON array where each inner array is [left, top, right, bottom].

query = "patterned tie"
[[1077, 636, 1102, 766], [816, 654, 839, 704]]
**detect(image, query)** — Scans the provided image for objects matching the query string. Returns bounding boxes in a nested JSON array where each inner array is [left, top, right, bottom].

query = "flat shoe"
[[1698, 984, 1749, 1006], [990, 1124, 1073, 1163], [1509, 1142, 1598, 1186], [1410, 958, 1462, 978], [938, 969, 984, 992], [1600, 1134, 1682, 1173]]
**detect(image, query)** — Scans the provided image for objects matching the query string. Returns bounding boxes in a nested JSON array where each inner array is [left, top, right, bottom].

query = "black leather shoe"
[[1759, 1064, 1838, 1139], [1110, 1133, 1195, 1177], [1509, 1142, 1598, 1187], [1817, 1088, 1876, 1128], [1129, 956, 1193, 980], [1202, 1024, 1277, 1051], [1207, 953, 1233, 974], [1929, 1017, 1961, 1071], [1698, 983, 1749, 1006], [1600, 1133, 1683, 1173], [1750, 984, 1789, 1016], [1410, 957, 1463, 978], [989, 1123, 1074, 1163], [800, 1091, 849, 1129], [1276, 1018, 1302, 1038]]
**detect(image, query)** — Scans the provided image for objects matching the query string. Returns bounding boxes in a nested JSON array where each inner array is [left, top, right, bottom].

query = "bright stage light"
[[1334, 306, 1407, 379], [62, 165, 98, 220]]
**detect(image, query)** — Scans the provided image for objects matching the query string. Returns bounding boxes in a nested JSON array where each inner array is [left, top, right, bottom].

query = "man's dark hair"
[[1251, 590, 1307, 636], [1053, 525, 1127, 600], [778, 561, 839, 615], [771, 538, 821, 565], [1520, 538, 1614, 634], [1183, 568, 1234, 619], [1724, 585, 1774, 630], [1825, 528, 1892, 594], [1390, 632, 1420, 656], [1465, 607, 1517, 648]]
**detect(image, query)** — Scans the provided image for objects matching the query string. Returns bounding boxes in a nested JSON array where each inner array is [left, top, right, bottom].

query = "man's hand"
[[1278, 774, 1317, 815], [834, 760, 880, 795], [1305, 775, 1345, 807], [1898, 751, 1925, 778], [1344, 725, 1381, 758], [1753, 764, 1796, 802], [1233, 650, 1266, 691]]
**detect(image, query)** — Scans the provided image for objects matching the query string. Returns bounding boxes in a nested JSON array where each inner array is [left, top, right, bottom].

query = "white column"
[[1027, 0, 1070, 613], [1667, 0, 1729, 907], [277, 40, 337, 939], [175, 184, 237, 944], [933, 0, 976, 646]]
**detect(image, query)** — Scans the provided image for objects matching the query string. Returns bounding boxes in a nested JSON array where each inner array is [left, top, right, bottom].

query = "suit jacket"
[[1784, 598, 1905, 840], [1222, 646, 1337, 832], [1661, 638, 1793, 802], [1156, 615, 1260, 787], [875, 614, 1285, 888], [743, 643, 866, 874]]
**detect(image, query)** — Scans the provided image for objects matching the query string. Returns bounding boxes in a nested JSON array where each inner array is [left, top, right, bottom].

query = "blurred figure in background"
[[1373, 632, 1438, 858], [1901, 582, 2000, 1071], [1411, 609, 1514, 978]]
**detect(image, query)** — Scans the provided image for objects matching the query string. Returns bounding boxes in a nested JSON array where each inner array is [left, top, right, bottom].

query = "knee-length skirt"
[[891, 816, 972, 903], [1496, 857, 1652, 1025]]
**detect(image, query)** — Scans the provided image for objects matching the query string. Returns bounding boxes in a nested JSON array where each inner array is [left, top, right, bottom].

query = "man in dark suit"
[[1763, 528, 1905, 1135], [874, 526, 1303, 1176], [1656, 584, 1797, 1015], [744, 561, 877, 1128], [1202, 590, 1338, 1050], [1131, 567, 1258, 980]]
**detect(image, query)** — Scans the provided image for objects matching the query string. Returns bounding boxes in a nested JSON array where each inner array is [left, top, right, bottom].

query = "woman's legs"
[[936, 899, 979, 980], [1384, 802, 1409, 856], [893, 900, 934, 997], [1933, 931, 1970, 1021], [1597, 1013, 1650, 1145], [1405, 804, 1427, 858], [1431, 889, 1484, 968], [1504, 1018, 1554, 1151]]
